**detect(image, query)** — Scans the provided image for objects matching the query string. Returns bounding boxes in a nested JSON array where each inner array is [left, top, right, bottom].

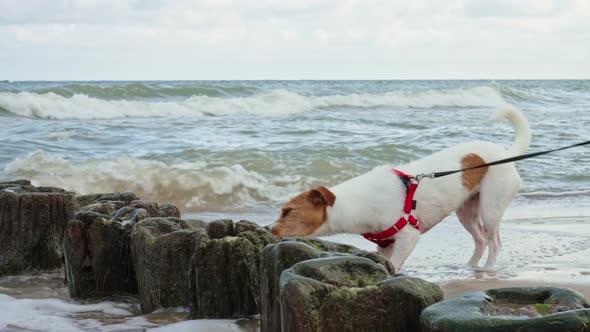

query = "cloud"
[[0, 0, 588, 79], [463, 0, 571, 18], [0, 0, 142, 25]]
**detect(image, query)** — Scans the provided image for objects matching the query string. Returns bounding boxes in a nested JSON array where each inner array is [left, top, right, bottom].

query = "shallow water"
[[0, 270, 259, 332]]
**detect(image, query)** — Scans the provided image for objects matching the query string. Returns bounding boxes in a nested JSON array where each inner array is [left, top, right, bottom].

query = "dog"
[[268, 106, 531, 272]]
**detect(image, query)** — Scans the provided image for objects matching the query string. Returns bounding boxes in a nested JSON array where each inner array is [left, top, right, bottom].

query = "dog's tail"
[[490, 106, 531, 155]]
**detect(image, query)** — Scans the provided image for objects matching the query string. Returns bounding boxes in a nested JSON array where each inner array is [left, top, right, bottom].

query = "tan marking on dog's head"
[[270, 186, 335, 238], [461, 153, 488, 191]]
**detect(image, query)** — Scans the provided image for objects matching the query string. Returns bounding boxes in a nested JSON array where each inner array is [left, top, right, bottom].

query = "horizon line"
[[3, 78, 590, 82]]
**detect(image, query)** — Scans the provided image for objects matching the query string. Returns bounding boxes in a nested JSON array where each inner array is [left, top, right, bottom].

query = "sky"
[[0, 0, 589, 80]]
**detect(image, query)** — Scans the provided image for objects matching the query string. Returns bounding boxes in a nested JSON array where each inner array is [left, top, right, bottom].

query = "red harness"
[[362, 168, 421, 248]]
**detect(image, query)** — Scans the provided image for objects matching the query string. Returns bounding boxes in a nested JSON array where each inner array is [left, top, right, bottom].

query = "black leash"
[[416, 139, 590, 180]]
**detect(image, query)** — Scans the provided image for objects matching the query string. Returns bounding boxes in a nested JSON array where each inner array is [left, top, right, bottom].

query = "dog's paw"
[[474, 266, 497, 273], [467, 262, 497, 272]]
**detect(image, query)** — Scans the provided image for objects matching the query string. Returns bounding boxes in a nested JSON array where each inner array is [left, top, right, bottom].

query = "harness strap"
[[362, 168, 421, 248], [393, 169, 412, 192], [404, 182, 418, 214]]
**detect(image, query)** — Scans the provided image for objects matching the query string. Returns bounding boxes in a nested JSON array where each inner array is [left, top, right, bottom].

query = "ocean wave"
[[32, 82, 258, 99], [494, 85, 528, 101], [4, 150, 590, 212], [519, 190, 590, 200], [0, 86, 509, 120], [3, 150, 307, 211]]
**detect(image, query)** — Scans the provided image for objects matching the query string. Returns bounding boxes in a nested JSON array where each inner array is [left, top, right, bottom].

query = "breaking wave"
[[3, 150, 309, 211], [0, 86, 509, 120]]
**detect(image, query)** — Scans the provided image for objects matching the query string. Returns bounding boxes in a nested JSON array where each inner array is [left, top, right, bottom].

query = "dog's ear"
[[309, 186, 336, 207]]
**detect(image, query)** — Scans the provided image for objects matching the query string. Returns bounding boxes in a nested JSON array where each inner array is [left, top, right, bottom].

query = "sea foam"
[[0, 86, 508, 120], [5, 149, 590, 214], [0, 294, 144, 332], [4, 150, 304, 211]]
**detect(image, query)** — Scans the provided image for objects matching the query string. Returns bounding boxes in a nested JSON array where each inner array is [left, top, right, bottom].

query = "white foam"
[[6, 150, 590, 214], [0, 86, 508, 120], [4, 150, 304, 211], [0, 294, 136, 332], [80, 316, 156, 331]]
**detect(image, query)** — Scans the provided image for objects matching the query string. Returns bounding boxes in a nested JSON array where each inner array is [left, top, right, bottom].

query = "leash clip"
[[414, 173, 435, 182]]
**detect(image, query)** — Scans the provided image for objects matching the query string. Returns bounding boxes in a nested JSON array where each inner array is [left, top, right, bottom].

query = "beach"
[[0, 216, 589, 331], [1, 80, 589, 331], [0, 214, 589, 331]]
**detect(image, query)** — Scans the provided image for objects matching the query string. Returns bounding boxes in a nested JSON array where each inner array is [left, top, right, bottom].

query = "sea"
[[0, 80, 589, 331], [1, 80, 589, 219]]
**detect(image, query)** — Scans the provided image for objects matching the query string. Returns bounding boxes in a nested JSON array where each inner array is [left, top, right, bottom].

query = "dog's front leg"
[[380, 227, 421, 273], [377, 244, 395, 260]]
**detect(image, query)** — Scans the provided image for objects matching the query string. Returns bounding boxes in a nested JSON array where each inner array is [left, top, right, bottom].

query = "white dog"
[[269, 106, 531, 272]]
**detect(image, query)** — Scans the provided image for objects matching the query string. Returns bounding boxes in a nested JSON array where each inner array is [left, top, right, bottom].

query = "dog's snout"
[[265, 223, 280, 236]]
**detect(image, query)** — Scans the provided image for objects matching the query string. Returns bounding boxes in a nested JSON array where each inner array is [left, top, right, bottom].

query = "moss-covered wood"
[[64, 211, 138, 298], [0, 183, 77, 277], [131, 217, 207, 313], [260, 238, 396, 332], [75, 192, 138, 208], [421, 287, 590, 332], [188, 220, 278, 319], [279, 256, 442, 332], [63, 197, 181, 298]]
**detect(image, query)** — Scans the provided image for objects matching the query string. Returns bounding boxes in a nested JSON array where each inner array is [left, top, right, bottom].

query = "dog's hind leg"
[[480, 223, 502, 271], [478, 167, 521, 271], [456, 193, 487, 268]]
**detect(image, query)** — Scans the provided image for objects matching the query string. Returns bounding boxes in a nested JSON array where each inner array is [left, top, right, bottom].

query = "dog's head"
[[268, 186, 335, 238]]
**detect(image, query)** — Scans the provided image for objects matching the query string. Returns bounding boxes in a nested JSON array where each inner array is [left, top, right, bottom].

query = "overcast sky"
[[1, 0, 589, 80]]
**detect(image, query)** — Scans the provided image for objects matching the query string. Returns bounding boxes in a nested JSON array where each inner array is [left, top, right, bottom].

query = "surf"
[[0, 86, 509, 120]]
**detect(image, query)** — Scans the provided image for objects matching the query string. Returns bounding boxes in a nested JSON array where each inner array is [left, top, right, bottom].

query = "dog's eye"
[[281, 208, 292, 218]]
